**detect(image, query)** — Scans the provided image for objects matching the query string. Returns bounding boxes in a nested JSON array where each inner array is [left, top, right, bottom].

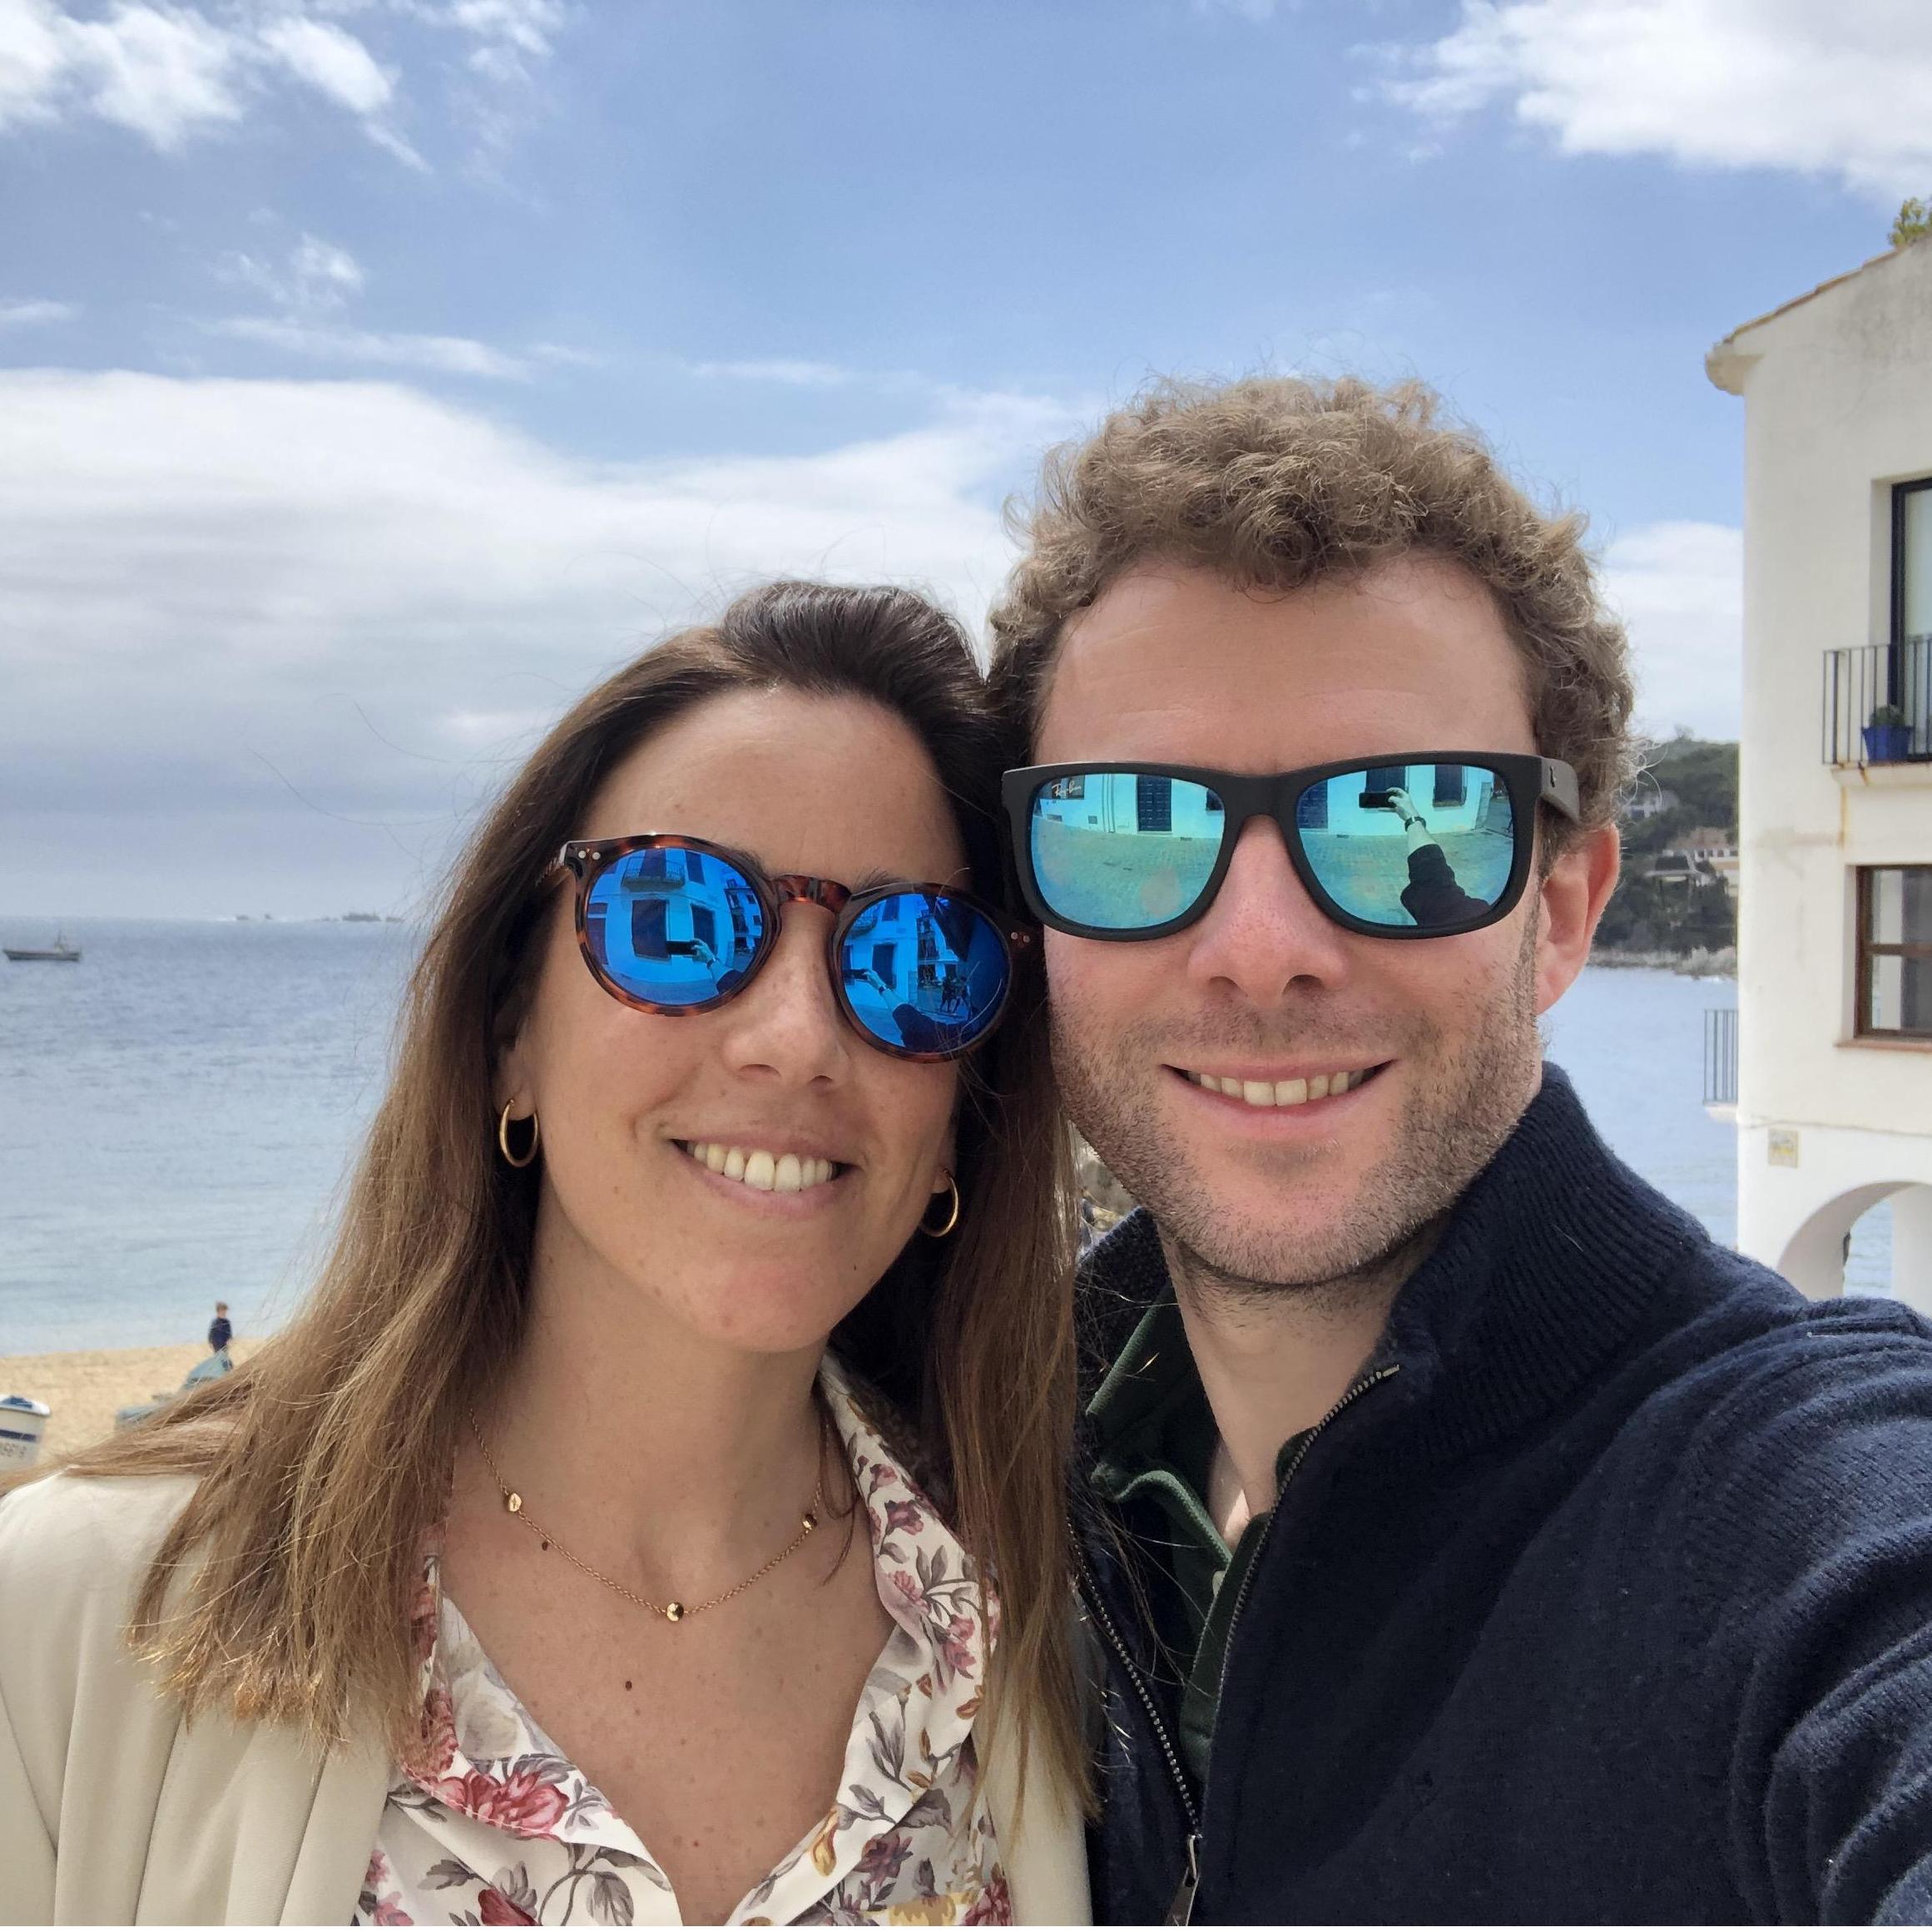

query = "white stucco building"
[[1707, 241, 1932, 1308]]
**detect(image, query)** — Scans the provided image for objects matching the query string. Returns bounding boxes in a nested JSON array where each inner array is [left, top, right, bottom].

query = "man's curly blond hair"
[[988, 374, 1637, 841]]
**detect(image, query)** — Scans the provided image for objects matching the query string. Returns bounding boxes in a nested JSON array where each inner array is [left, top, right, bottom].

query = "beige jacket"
[[0, 1473, 1089, 1925]]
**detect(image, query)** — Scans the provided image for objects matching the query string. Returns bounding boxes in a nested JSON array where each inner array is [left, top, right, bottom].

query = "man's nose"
[[1182, 815, 1353, 1003]]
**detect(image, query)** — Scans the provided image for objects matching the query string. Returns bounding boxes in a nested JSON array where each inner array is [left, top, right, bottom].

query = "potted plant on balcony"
[[1863, 703, 1914, 763]]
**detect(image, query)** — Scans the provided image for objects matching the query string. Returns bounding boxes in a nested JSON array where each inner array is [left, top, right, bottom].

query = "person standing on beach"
[[206, 1302, 231, 1356], [990, 374, 1932, 1923], [0, 582, 1089, 1925]]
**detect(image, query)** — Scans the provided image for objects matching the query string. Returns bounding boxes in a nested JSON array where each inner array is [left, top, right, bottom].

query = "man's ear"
[[1533, 822, 1621, 1017]]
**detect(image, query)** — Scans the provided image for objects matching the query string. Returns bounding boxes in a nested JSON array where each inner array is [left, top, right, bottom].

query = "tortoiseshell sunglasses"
[[552, 835, 1028, 1062]]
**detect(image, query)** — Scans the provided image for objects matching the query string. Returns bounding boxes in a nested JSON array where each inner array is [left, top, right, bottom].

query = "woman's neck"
[[477, 1224, 832, 1593]]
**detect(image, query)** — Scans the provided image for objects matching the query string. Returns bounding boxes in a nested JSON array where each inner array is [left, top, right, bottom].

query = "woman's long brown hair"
[[23, 582, 1083, 1805]]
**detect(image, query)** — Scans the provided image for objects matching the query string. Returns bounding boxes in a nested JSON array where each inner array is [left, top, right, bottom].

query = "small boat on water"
[[4, 931, 81, 963]]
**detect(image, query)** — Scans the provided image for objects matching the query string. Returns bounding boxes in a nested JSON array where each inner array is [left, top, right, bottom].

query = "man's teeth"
[[686, 1142, 839, 1193], [1183, 1068, 1373, 1107]]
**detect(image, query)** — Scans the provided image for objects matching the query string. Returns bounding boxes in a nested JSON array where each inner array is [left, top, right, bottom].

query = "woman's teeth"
[[1184, 1067, 1375, 1108], [684, 1142, 839, 1193]]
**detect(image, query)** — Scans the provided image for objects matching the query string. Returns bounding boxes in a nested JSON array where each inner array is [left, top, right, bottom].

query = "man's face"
[[1034, 556, 1616, 1290]]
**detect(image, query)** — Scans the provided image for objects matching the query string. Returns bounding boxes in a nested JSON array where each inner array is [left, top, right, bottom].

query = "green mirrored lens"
[[1029, 772, 1224, 930]]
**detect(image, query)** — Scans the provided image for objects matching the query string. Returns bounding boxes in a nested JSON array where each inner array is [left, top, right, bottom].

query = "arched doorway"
[[1777, 1181, 1932, 1314]]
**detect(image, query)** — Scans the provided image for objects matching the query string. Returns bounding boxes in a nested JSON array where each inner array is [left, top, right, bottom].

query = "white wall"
[[1712, 244, 1932, 1280]]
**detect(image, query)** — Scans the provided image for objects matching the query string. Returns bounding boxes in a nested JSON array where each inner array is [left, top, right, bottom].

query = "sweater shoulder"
[[1652, 1260, 1932, 1430], [1614, 1273, 1932, 1573]]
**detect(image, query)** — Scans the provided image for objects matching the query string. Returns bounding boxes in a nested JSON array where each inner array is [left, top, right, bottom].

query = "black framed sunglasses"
[[1001, 753, 1582, 941], [552, 835, 1028, 1060]]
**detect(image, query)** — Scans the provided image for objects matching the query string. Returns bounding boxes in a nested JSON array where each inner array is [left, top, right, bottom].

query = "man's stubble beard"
[[1053, 915, 1545, 1305]]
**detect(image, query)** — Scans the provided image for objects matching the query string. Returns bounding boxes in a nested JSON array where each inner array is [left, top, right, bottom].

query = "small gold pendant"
[[505, 1493, 522, 1514], [803, 1512, 818, 1533], [664, 1602, 685, 1622]]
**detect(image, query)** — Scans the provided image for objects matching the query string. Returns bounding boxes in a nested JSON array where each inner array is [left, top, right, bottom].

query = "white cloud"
[[429, 0, 567, 167], [0, 369, 1076, 914], [690, 358, 857, 389], [1382, 0, 1932, 199], [51, 1, 245, 149], [222, 233, 365, 312], [210, 315, 529, 379], [0, 0, 76, 131], [289, 233, 365, 304], [0, 2, 456, 162], [255, 13, 423, 166], [259, 16, 391, 116], [0, 296, 73, 325], [1599, 519, 1742, 741], [447, 0, 565, 63]]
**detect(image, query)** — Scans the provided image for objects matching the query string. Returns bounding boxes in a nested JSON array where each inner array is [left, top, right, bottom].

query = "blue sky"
[[4, 0, 1929, 917]]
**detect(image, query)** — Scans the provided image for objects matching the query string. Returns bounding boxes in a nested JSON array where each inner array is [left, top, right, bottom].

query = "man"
[[988, 375, 1932, 1923], [207, 1300, 231, 1356]]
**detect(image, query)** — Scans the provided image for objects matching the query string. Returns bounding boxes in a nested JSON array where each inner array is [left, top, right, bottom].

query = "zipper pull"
[[1165, 1831, 1201, 1925]]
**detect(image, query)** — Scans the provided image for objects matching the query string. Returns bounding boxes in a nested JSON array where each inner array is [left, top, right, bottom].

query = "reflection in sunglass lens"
[[1295, 763, 1516, 929], [1028, 772, 1226, 931], [840, 892, 1011, 1054], [584, 845, 765, 1006]]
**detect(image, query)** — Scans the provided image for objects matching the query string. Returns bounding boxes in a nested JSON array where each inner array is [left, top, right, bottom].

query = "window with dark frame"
[[1856, 865, 1932, 1040], [1892, 478, 1932, 642], [1134, 774, 1172, 833], [1890, 481, 1932, 761]]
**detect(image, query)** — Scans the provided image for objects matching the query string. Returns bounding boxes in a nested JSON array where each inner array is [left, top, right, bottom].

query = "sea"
[[0, 919, 1895, 1355]]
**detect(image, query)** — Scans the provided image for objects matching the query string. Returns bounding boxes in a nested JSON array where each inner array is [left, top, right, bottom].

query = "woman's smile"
[[673, 1136, 854, 1204]]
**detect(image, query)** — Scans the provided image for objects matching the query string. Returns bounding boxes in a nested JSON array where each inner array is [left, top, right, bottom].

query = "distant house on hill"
[[1681, 827, 1736, 859], [1625, 786, 1681, 821], [1644, 850, 1723, 889], [1682, 828, 1740, 897], [1707, 237, 1932, 1310]]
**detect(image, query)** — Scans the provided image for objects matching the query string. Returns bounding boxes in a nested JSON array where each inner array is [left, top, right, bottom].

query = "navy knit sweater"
[[1075, 1067, 1932, 1924]]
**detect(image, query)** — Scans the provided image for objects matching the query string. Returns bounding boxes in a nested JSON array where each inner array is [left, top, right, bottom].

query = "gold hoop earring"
[[498, 1101, 540, 1169], [920, 1173, 960, 1239]]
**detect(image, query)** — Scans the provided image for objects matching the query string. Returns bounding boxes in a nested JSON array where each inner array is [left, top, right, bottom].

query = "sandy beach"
[[1, 1340, 261, 1463]]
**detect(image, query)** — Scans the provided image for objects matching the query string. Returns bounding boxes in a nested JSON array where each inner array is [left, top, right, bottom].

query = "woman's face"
[[501, 688, 968, 1355]]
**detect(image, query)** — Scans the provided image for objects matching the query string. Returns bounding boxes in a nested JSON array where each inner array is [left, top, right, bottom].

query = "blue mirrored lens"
[[1296, 763, 1516, 929], [840, 893, 1010, 1053], [1028, 773, 1224, 931], [584, 845, 765, 1004]]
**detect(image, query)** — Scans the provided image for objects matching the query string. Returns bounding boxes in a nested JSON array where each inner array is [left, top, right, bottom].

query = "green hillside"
[[1592, 736, 1739, 959]]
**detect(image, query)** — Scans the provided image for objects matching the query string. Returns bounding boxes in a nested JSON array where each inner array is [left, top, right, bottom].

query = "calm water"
[[0, 922, 1890, 1352], [1, 919, 416, 1351]]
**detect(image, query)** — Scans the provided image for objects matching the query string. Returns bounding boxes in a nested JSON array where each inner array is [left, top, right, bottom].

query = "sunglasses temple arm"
[[1539, 759, 1583, 822]]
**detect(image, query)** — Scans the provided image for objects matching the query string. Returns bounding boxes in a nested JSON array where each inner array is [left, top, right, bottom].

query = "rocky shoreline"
[[1589, 945, 1736, 978]]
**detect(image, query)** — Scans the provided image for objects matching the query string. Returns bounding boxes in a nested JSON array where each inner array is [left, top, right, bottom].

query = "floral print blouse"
[[353, 1362, 1009, 1927]]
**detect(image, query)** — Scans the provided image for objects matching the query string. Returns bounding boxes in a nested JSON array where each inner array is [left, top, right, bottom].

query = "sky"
[[3, 0, 1930, 919]]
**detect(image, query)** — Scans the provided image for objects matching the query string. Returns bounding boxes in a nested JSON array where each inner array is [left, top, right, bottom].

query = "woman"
[[0, 582, 1089, 1925]]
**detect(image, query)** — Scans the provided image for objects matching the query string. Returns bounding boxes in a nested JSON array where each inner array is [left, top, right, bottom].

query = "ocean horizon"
[[0, 917, 1892, 1356]]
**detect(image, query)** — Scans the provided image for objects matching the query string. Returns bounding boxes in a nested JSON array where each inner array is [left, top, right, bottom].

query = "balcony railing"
[[1823, 637, 1932, 765], [1703, 1006, 1738, 1108]]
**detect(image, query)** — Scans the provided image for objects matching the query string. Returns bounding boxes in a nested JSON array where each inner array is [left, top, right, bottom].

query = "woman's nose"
[[715, 907, 853, 1085]]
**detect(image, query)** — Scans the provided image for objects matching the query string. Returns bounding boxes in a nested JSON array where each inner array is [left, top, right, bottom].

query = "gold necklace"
[[467, 1404, 831, 1624]]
